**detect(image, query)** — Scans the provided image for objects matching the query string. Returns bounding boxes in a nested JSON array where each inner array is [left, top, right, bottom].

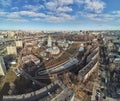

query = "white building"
[[8, 31, 15, 38], [0, 56, 6, 76], [47, 35, 52, 47], [6, 46, 17, 55], [15, 41, 23, 47], [46, 46, 60, 55]]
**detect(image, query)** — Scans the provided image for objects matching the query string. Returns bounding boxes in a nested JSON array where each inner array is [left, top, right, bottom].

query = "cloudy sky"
[[0, 0, 120, 30]]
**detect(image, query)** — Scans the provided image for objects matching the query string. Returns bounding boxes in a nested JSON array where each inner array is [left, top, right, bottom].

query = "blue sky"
[[0, 0, 120, 31]]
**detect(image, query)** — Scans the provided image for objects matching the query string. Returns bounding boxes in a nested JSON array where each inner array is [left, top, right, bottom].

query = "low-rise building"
[[22, 54, 40, 65]]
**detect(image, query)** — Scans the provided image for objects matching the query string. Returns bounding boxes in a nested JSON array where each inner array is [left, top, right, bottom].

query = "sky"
[[0, 0, 120, 31]]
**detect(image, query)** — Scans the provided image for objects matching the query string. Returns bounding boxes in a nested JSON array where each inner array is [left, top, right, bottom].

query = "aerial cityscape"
[[0, 0, 120, 101]]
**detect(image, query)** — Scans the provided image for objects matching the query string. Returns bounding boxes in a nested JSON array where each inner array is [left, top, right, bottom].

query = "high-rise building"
[[47, 35, 52, 47], [15, 40, 23, 47], [0, 56, 6, 76], [6, 46, 17, 55]]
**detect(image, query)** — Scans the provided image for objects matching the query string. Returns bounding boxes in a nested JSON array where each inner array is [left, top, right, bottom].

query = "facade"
[[0, 56, 6, 76], [78, 52, 99, 82], [8, 31, 15, 38], [15, 41, 23, 47], [6, 46, 17, 55], [47, 35, 52, 47]]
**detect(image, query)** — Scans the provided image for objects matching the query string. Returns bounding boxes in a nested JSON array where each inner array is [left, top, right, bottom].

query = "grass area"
[[0, 68, 17, 99], [45, 52, 71, 68], [0, 68, 17, 89], [67, 43, 80, 55], [44, 43, 80, 68]]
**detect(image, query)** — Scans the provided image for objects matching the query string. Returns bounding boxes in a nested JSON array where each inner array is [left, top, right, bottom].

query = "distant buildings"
[[106, 35, 120, 53], [6, 46, 17, 55], [8, 31, 15, 38], [92, 32, 99, 35], [0, 56, 6, 76], [105, 34, 120, 71]]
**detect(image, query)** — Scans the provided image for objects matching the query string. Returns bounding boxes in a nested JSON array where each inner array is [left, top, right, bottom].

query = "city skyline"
[[0, 0, 120, 31]]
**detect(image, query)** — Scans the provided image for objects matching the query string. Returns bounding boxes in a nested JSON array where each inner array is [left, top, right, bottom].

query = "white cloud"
[[112, 11, 120, 14], [42, 0, 106, 23], [60, 13, 75, 20], [24, 5, 44, 11], [0, 0, 109, 23], [57, 7, 73, 12], [11, 7, 19, 11], [57, 0, 73, 6], [71, 21, 84, 25], [0, 0, 11, 6], [0, 9, 4, 12], [19, 11, 46, 17], [75, 0, 84, 4], [112, 10, 120, 17], [0, 11, 46, 19], [45, 1, 58, 11], [47, 16, 61, 22], [0, 11, 7, 16], [33, 0, 46, 3], [46, 13, 74, 22], [6, 18, 28, 22], [45, 0, 73, 12], [80, 12, 101, 21], [43, 0, 74, 22], [80, 11, 118, 22], [32, 18, 42, 21], [7, 12, 20, 18], [85, 0, 105, 13]]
